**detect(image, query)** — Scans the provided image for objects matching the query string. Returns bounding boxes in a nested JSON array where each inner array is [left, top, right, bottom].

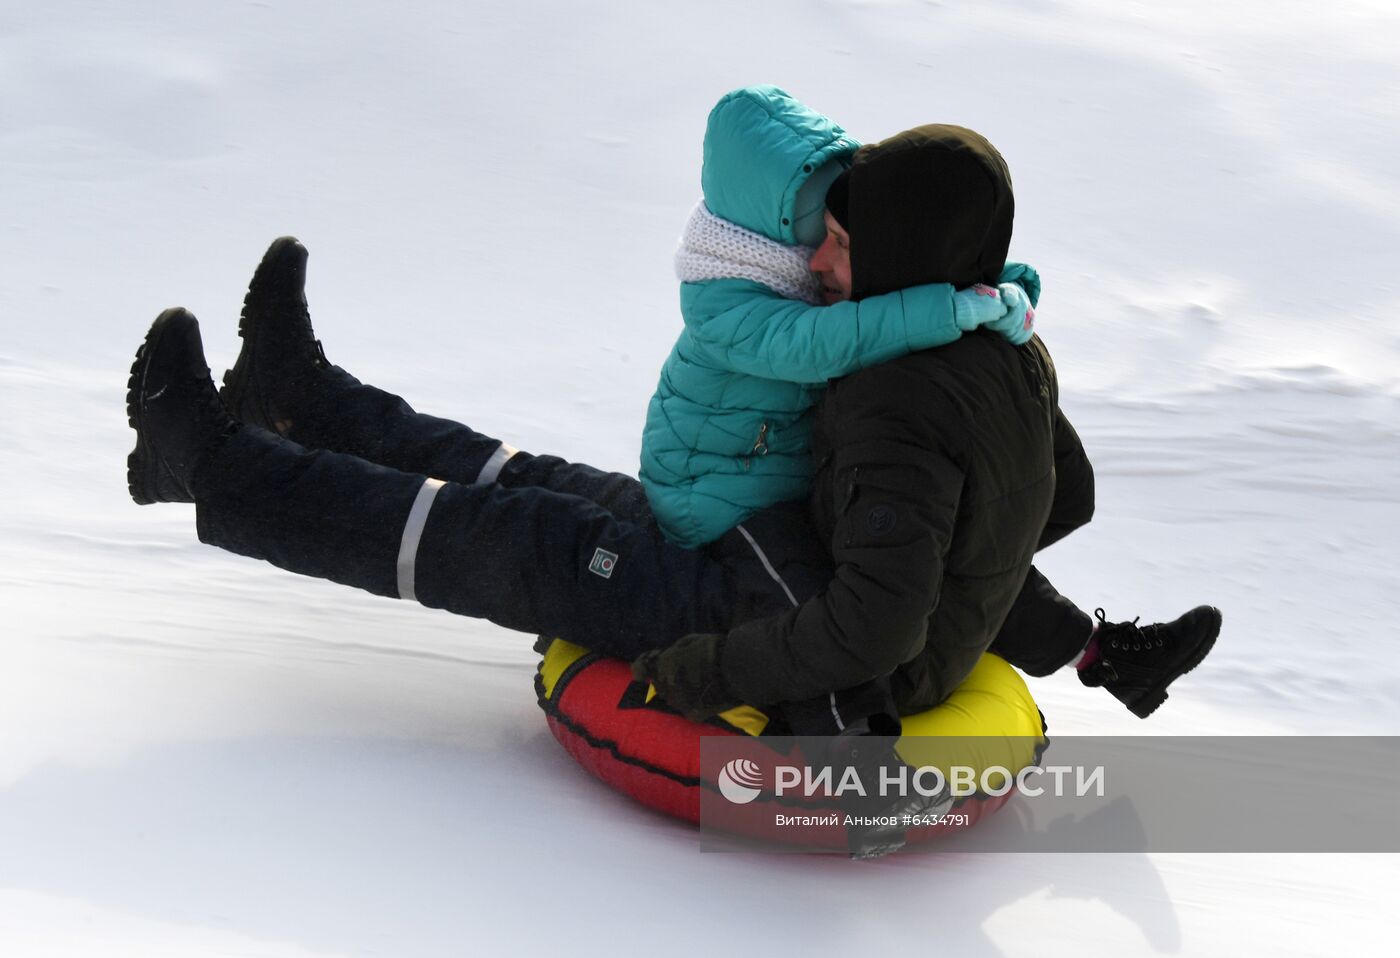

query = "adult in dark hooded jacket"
[[636, 125, 1221, 720]]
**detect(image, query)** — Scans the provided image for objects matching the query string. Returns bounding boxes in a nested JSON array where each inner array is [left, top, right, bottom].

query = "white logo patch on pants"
[[588, 547, 618, 579]]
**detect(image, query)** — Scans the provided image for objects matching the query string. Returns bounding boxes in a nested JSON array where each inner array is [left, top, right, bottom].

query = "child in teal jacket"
[[641, 86, 1039, 547]]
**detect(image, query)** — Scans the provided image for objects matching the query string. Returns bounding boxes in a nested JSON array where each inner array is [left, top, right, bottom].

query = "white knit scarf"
[[673, 201, 822, 305]]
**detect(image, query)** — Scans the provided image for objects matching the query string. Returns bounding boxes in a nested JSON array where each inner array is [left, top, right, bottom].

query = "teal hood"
[[700, 85, 859, 246]]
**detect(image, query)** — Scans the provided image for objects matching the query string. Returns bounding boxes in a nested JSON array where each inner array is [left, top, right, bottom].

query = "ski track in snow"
[[3, 0, 1399, 954]]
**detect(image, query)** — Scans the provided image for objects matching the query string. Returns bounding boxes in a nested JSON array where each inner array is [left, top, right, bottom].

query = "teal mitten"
[[951, 283, 1036, 345]]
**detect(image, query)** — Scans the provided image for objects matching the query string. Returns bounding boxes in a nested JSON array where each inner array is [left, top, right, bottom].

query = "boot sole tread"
[[126, 308, 192, 505], [220, 236, 306, 429]]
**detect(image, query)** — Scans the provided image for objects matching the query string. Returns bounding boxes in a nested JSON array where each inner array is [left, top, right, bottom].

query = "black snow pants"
[[191, 365, 1091, 733]]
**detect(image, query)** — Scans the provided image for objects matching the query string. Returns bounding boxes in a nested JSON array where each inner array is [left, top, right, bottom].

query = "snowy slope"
[[2, 0, 1398, 954]]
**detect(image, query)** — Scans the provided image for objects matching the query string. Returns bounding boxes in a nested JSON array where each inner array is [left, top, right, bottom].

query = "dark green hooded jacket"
[[717, 125, 1095, 714]]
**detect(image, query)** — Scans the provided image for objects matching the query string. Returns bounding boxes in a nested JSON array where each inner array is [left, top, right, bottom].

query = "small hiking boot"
[[1079, 606, 1223, 718], [127, 308, 240, 504], [220, 235, 330, 433]]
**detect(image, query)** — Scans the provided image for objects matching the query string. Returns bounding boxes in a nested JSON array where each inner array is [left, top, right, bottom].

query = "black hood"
[[842, 124, 1014, 300]]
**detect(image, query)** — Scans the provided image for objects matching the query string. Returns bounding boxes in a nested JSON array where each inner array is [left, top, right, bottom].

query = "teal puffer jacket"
[[641, 86, 1038, 547]]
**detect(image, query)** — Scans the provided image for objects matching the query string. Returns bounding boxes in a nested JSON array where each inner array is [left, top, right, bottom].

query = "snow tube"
[[535, 638, 1047, 847]]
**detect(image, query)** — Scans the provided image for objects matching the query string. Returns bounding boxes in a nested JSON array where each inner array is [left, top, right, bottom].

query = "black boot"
[[1079, 606, 1222, 718], [220, 236, 330, 433], [820, 722, 954, 860], [127, 308, 241, 504]]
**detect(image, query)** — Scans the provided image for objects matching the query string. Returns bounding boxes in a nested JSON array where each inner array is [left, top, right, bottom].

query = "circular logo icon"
[[717, 758, 764, 804], [866, 504, 897, 536]]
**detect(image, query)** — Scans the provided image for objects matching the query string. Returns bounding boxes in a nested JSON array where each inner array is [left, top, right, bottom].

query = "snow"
[[2, 0, 1397, 954]]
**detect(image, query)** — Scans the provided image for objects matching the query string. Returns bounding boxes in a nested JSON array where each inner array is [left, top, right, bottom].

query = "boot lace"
[[1094, 608, 1165, 656], [190, 369, 241, 443]]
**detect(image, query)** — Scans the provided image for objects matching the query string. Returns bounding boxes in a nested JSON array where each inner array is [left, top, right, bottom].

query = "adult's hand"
[[631, 633, 742, 721]]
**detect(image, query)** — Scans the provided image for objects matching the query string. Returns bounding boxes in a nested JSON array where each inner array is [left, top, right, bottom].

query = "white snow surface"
[[3, 0, 1398, 954]]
